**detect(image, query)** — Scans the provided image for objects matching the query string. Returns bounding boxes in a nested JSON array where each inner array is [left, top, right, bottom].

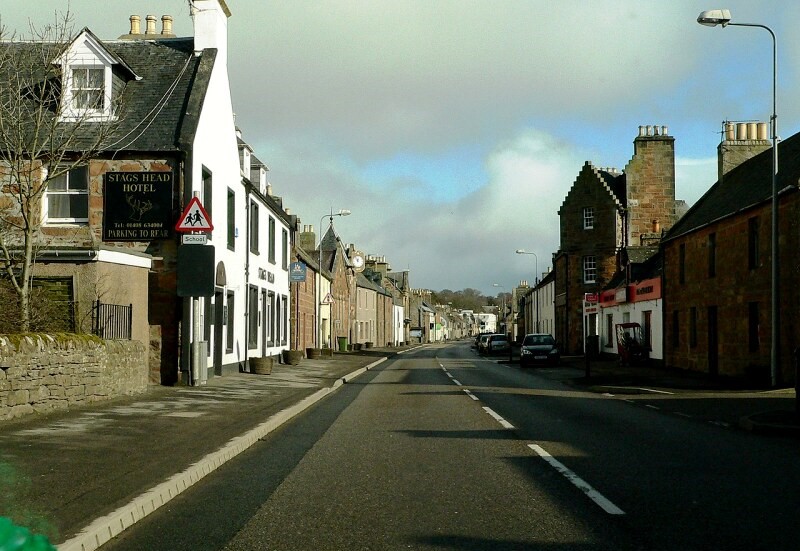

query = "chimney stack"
[[717, 120, 771, 181], [625, 124, 676, 240]]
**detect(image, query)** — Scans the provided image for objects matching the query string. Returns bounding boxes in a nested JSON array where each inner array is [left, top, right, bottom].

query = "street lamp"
[[318, 209, 350, 349], [516, 249, 540, 333], [697, 9, 780, 386]]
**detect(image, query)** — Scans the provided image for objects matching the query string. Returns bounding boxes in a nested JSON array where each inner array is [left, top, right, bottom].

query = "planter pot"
[[251, 356, 273, 375], [365, 342, 373, 349], [352, 343, 362, 351], [306, 347, 322, 359], [282, 350, 303, 365], [322, 347, 334, 358]]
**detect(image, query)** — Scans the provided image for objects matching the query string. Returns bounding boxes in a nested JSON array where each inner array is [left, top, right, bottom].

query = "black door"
[[214, 288, 224, 376]]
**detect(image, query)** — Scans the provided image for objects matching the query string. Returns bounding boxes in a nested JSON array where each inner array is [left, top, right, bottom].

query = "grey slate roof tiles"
[[665, 130, 799, 241]]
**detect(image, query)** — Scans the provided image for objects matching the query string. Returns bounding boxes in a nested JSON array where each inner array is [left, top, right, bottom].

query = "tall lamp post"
[[697, 9, 780, 386], [318, 209, 350, 349], [515, 249, 539, 333]]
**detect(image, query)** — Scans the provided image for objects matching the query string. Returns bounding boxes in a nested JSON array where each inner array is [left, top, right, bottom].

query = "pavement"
[[1, 342, 798, 551]]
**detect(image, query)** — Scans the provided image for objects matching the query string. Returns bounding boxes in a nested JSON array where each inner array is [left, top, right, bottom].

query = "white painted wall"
[[599, 299, 663, 360], [393, 304, 404, 346], [185, 0, 291, 374]]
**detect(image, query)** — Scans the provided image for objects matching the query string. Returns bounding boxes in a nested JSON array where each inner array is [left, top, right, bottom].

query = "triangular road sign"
[[176, 196, 214, 232], [321, 292, 335, 305]]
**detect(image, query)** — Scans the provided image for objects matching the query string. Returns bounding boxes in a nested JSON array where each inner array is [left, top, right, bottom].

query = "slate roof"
[[604, 247, 661, 291], [356, 272, 391, 296], [319, 225, 350, 273], [101, 38, 210, 152], [0, 34, 212, 153], [664, 131, 800, 241], [597, 169, 626, 206]]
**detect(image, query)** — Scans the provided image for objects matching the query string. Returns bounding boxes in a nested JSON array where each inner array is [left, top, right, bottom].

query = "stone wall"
[[0, 334, 148, 421]]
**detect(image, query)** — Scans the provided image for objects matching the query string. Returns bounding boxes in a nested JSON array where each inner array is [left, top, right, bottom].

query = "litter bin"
[[338, 336, 348, 352], [586, 335, 600, 360]]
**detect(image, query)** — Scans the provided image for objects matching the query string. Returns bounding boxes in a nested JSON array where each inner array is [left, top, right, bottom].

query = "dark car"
[[520, 333, 560, 366], [485, 334, 510, 355]]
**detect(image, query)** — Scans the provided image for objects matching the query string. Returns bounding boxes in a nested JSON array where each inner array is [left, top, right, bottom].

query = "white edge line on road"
[[452, 379, 462, 386], [645, 405, 660, 410], [528, 444, 626, 516], [482, 406, 515, 429], [58, 357, 387, 551]]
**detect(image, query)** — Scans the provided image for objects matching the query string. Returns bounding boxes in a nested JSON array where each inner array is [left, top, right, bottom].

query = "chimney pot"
[[145, 15, 157, 34], [129, 15, 141, 35], [161, 15, 173, 35], [725, 122, 735, 141], [736, 122, 748, 140], [757, 122, 768, 140]]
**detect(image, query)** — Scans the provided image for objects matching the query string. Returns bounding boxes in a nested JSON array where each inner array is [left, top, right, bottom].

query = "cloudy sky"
[[3, 1, 799, 296]]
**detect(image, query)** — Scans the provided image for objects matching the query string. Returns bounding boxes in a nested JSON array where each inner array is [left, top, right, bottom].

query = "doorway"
[[213, 288, 224, 376]]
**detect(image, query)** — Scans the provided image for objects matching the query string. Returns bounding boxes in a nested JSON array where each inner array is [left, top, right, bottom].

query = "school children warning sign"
[[175, 197, 213, 232]]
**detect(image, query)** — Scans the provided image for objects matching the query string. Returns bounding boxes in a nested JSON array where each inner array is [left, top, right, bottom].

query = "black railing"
[[92, 300, 132, 340]]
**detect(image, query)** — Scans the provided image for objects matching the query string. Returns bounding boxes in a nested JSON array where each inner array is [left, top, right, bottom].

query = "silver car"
[[485, 334, 510, 355]]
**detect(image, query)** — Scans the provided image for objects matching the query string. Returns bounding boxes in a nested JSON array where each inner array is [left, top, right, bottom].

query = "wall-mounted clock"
[[352, 252, 365, 272]]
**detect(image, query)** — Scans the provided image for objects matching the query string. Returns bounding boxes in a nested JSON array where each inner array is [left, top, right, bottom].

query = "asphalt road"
[[100, 342, 800, 550]]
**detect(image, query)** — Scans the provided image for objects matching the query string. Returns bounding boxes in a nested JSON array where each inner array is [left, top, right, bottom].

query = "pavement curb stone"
[[55, 356, 388, 551]]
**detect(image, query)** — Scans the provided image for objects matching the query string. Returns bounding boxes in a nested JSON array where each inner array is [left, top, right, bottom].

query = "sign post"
[[175, 194, 213, 386]]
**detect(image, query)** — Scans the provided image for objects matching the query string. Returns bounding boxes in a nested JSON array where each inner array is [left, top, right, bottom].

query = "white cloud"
[[3, 0, 795, 295]]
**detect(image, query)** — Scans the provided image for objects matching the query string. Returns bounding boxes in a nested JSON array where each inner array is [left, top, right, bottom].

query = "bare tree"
[[0, 11, 123, 331]]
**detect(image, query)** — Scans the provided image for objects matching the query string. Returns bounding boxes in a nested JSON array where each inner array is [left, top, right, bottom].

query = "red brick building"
[[555, 126, 678, 354], [662, 125, 799, 384], [290, 246, 319, 352]]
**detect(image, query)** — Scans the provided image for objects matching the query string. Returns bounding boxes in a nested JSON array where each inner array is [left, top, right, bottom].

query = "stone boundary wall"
[[0, 334, 148, 422]]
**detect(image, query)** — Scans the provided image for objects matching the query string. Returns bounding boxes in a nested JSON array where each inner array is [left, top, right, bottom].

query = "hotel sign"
[[103, 172, 173, 241]]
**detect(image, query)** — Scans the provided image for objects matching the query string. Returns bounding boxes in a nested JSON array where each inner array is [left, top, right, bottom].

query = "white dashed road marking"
[[528, 444, 626, 515], [482, 406, 515, 429]]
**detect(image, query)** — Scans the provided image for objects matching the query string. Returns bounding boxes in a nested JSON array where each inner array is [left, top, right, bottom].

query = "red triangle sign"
[[176, 197, 214, 232]]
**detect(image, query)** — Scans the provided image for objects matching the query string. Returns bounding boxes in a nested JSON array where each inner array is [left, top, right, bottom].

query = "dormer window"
[[56, 29, 139, 122], [60, 61, 114, 121]]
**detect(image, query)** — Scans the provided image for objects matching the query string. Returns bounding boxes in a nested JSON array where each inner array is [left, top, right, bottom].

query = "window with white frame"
[[583, 207, 594, 229], [583, 255, 596, 284], [60, 63, 116, 121], [71, 67, 104, 110], [44, 166, 89, 224]]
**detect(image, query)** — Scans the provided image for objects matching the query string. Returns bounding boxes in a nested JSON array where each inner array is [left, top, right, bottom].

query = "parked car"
[[474, 333, 490, 349], [520, 333, 560, 366], [476, 333, 493, 354], [485, 333, 510, 355]]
